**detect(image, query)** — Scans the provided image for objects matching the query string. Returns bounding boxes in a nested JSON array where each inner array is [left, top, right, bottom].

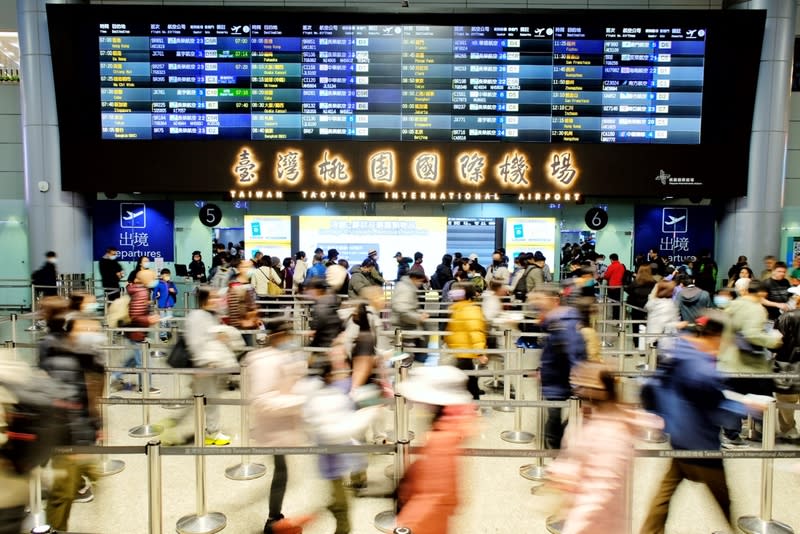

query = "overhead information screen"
[[100, 23, 704, 143]]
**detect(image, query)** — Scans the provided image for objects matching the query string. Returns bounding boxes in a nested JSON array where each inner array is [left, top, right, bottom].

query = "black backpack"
[[2, 374, 72, 474], [622, 269, 635, 287], [514, 266, 534, 301]]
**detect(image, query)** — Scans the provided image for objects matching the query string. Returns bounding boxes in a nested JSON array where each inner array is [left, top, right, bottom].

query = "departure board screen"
[[47, 6, 766, 197], [99, 23, 705, 143]]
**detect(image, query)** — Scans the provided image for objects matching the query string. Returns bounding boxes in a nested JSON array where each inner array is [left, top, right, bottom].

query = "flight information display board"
[[100, 22, 705, 143]]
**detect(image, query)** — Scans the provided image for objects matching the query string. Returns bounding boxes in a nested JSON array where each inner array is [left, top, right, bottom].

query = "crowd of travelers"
[[3, 242, 800, 534]]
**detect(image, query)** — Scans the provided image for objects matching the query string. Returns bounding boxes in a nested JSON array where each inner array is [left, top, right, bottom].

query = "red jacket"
[[396, 405, 475, 534], [126, 283, 151, 342], [603, 260, 626, 287]]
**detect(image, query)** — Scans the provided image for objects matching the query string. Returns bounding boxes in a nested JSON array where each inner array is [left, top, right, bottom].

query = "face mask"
[[685, 267, 692, 276], [141, 262, 150, 270], [47, 258, 57, 264], [76, 331, 106, 349], [493, 260, 502, 267], [81, 302, 99, 314], [147, 279, 159, 289], [162, 276, 170, 282], [109, 254, 117, 261], [713, 295, 731, 309]]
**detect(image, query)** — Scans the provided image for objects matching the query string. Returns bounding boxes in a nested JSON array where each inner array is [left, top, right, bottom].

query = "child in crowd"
[[155, 268, 177, 341]]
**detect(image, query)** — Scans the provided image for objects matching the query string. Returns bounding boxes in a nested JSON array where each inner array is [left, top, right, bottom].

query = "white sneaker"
[[778, 428, 800, 441]]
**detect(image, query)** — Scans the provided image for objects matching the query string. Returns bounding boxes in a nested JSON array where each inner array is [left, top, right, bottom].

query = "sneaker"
[[778, 428, 800, 441], [161, 432, 193, 447], [204, 431, 231, 446], [74, 477, 94, 503], [720, 432, 750, 449]]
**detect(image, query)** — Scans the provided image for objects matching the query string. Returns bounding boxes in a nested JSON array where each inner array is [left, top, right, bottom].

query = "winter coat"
[[676, 285, 711, 323], [185, 309, 243, 368], [431, 263, 454, 290], [246, 345, 309, 447], [292, 259, 308, 290], [540, 306, 587, 400], [485, 264, 511, 285], [348, 270, 376, 298], [391, 277, 426, 338], [126, 282, 152, 342], [624, 281, 655, 310], [154, 280, 177, 308], [309, 294, 344, 349], [548, 409, 663, 534], [718, 296, 782, 373], [645, 296, 680, 341], [445, 300, 486, 359], [396, 405, 475, 534], [252, 265, 282, 297]]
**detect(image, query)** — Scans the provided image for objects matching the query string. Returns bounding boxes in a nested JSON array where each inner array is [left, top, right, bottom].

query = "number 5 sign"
[[199, 203, 223, 227], [584, 207, 608, 231]]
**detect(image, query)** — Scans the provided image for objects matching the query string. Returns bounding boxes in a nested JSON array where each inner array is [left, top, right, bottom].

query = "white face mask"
[[109, 255, 117, 261], [47, 258, 57, 264], [141, 262, 150, 270]]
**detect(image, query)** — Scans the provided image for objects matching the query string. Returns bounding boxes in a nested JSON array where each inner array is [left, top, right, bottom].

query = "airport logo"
[[120, 203, 146, 229], [662, 207, 688, 233], [655, 169, 702, 187]]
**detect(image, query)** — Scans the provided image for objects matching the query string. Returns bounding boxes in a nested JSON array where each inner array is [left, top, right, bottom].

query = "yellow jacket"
[[445, 300, 486, 359]]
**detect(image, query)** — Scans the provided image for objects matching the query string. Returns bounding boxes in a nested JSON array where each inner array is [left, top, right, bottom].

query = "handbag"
[[167, 333, 193, 368], [734, 332, 768, 360], [267, 278, 283, 296]]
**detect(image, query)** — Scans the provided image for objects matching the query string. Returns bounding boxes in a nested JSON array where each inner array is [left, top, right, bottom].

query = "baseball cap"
[[394, 252, 403, 258], [368, 249, 378, 256], [468, 253, 478, 261]]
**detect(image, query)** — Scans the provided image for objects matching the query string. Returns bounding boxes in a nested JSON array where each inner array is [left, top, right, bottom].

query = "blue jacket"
[[155, 280, 177, 308], [540, 306, 587, 400], [306, 262, 326, 281], [644, 336, 743, 451]]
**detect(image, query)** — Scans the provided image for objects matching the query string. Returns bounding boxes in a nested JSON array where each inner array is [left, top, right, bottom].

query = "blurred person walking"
[[246, 323, 314, 534], [645, 280, 680, 347], [292, 251, 308, 293], [116, 268, 160, 392], [32, 250, 58, 297], [391, 271, 430, 363], [602, 253, 627, 321], [640, 313, 747, 534], [394, 366, 476, 534], [624, 264, 657, 350], [548, 362, 663, 534], [530, 285, 587, 449], [774, 286, 800, 441]]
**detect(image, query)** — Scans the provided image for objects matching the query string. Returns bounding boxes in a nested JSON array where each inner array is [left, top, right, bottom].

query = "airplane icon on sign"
[[664, 214, 685, 226], [686, 29, 697, 37], [123, 209, 144, 221], [535, 28, 546, 36], [232, 25, 242, 34], [120, 203, 146, 229]]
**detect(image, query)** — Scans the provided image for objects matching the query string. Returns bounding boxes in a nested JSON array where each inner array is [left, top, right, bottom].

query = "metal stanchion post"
[[494, 331, 516, 414], [226, 361, 266, 480], [26, 286, 42, 332], [148, 440, 163, 534], [737, 400, 794, 534], [520, 369, 547, 481], [183, 292, 190, 314], [600, 285, 613, 348], [177, 394, 227, 534], [485, 330, 510, 392], [11, 313, 17, 346], [502, 347, 534, 444], [618, 303, 628, 352], [129, 341, 164, 437], [97, 367, 126, 476], [393, 529, 412, 534], [24, 466, 48, 530], [375, 354, 412, 533]]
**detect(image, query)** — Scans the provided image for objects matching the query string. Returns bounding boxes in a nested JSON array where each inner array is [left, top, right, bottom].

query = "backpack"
[[166, 333, 193, 368], [1, 372, 72, 474], [622, 269, 635, 287], [106, 294, 131, 328], [211, 267, 232, 289], [513, 266, 533, 301]]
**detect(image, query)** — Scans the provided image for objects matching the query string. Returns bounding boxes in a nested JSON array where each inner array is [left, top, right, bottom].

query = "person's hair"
[[135, 256, 148, 267], [635, 264, 655, 284], [106, 246, 117, 253], [532, 284, 561, 299], [737, 255, 747, 263], [353, 302, 370, 331], [296, 251, 306, 260], [414, 251, 423, 261], [747, 279, 765, 294], [454, 281, 476, 301], [442, 253, 453, 267], [40, 296, 70, 332], [45, 251, 56, 258], [738, 266, 754, 279], [774, 261, 788, 270], [361, 257, 376, 269], [609, 253, 619, 261], [489, 279, 504, 292], [408, 270, 426, 280], [655, 280, 675, 299], [764, 255, 777, 261], [313, 252, 324, 263], [453, 252, 462, 260], [578, 266, 594, 277], [229, 257, 242, 269], [283, 257, 292, 268], [196, 286, 216, 308], [338, 259, 349, 269], [267, 321, 293, 339], [160, 268, 170, 275], [695, 310, 728, 337]]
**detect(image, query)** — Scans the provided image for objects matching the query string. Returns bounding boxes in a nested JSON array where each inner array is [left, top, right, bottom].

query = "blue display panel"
[[98, 22, 705, 143]]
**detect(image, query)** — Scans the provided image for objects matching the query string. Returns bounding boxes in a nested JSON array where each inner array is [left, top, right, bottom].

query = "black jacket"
[[99, 257, 123, 289], [431, 263, 454, 290]]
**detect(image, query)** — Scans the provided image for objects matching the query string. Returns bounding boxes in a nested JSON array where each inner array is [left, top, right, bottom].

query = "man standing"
[[391, 271, 430, 362], [409, 252, 426, 279], [485, 250, 510, 285], [348, 258, 382, 298], [394, 252, 412, 281], [602, 253, 626, 321], [761, 255, 777, 281], [32, 251, 59, 297], [529, 285, 587, 449], [763, 261, 791, 321], [99, 247, 124, 301]]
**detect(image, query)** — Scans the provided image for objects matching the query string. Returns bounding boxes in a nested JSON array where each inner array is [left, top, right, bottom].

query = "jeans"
[[114, 338, 143, 383]]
